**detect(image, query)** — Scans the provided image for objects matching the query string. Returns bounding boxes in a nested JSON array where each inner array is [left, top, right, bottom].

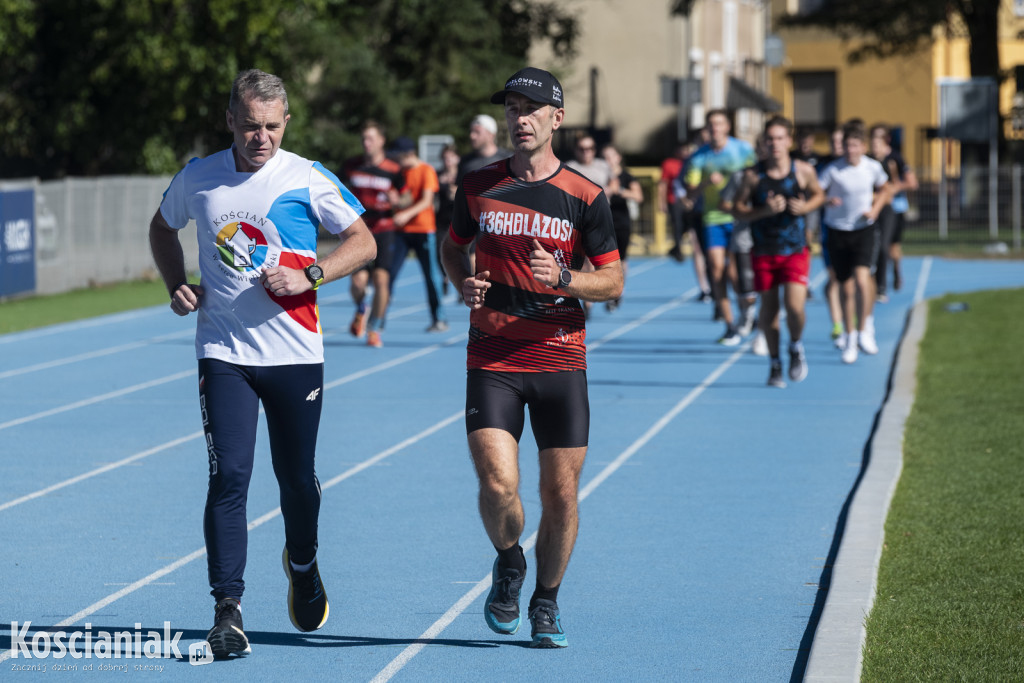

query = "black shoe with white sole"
[[206, 598, 251, 659]]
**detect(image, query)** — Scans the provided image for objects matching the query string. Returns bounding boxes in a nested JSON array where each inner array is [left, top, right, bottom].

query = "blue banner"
[[0, 189, 37, 297]]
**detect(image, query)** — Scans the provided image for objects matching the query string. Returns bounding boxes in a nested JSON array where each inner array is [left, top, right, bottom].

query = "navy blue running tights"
[[198, 359, 324, 602]]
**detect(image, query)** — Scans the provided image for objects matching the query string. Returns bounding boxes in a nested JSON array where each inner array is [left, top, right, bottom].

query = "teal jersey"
[[683, 137, 756, 226]]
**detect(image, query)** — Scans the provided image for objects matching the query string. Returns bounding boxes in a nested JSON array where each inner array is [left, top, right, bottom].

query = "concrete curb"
[[803, 300, 929, 682]]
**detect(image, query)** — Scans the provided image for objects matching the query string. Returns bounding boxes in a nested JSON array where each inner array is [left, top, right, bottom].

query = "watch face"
[[307, 265, 324, 281], [560, 268, 572, 287]]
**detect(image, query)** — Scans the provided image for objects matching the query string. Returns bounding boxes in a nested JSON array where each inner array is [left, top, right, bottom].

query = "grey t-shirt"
[[456, 149, 512, 186]]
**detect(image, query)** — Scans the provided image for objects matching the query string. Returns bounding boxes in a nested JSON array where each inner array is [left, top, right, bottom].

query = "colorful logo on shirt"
[[215, 222, 268, 272]]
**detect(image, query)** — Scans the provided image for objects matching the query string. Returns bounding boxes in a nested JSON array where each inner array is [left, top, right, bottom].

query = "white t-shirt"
[[566, 158, 613, 192], [160, 147, 364, 366], [819, 157, 889, 232]]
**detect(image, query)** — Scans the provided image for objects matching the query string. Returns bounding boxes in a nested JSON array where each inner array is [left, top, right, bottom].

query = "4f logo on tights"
[[306, 388, 321, 402]]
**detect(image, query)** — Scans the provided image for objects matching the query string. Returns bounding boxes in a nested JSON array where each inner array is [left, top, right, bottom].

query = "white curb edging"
[[803, 300, 929, 682]]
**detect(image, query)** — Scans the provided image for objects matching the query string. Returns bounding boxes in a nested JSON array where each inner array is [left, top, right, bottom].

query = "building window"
[[791, 71, 836, 130]]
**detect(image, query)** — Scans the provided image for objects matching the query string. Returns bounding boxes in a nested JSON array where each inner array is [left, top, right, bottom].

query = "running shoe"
[[605, 299, 619, 313], [697, 290, 713, 303], [717, 328, 741, 346], [877, 293, 889, 304], [528, 599, 568, 648], [366, 330, 383, 348], [842, 334, 859, 364], [668, 245, 684, 262], [484, 558, 525, 635], [426, 320, 449, 333], [789, 347, 808, 382], [349, 311, 366, 338], [738, 305, 757, 337], [751, 330, 769, 356], [282, 548, 330, 632], [767, 361, 786, 388], [206, 598, 251, 659], [834, 331, 847, 350], [859, 329, 879, 355]]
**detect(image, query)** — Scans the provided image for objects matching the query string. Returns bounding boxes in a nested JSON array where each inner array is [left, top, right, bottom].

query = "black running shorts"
[[355, 231, 397, 273], [465, 369, 590, 450], [826, 225, 876, 282]]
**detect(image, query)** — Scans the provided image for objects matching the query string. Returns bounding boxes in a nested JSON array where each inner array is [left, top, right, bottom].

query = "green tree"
[[0, 0, 577, 179]]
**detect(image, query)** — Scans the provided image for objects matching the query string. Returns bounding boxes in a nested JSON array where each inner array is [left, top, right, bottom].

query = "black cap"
[[391, 136, 416, 154], [490, 67, 563, 108]]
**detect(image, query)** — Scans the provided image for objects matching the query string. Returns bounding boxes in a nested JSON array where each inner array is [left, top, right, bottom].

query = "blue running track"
[[1, 255, 1022, 680]]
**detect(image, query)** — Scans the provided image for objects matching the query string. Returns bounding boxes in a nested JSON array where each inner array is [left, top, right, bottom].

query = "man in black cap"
[[441, 67, 623, 649]]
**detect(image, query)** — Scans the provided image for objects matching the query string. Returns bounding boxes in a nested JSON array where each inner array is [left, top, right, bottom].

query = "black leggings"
[[874, 206, 896, 294], [199, 359, 324, 601]]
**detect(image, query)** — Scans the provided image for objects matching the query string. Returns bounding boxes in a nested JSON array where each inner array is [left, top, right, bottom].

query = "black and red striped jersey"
[[449, 160, 619, 373], [341, 156, 404, 233]]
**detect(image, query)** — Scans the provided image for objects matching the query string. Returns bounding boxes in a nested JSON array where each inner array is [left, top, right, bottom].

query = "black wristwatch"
[[555, 267, 572, 289], [304, 264, 325, 290]]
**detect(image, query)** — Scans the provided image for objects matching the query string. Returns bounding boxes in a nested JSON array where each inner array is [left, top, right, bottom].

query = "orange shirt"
[[401, 161, 440, 234]]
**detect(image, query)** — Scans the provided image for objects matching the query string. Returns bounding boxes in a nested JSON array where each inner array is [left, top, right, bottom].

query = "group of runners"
[[147, 63, 918, 662], [149, 66, 623, 659], [673, 111, 917, 386]]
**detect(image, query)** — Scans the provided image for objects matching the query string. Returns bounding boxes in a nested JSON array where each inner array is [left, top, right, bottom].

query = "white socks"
[[290, 557, 315, 573]]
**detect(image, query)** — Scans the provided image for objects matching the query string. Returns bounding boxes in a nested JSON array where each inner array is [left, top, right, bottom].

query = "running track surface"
[[2, 256, 1022, 681]]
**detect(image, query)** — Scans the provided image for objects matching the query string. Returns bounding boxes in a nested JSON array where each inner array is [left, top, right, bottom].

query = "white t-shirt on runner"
[[160, 147, 364, 366], [819, 156, 888, 232]]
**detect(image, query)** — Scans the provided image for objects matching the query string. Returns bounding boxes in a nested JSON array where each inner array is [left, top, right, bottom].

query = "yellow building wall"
[[771, 0, 1024, 168], [769, 39, 934, 167]]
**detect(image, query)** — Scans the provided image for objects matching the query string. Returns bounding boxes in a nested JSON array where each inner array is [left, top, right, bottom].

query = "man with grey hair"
[[149, 68, 376, 658], [456, 113, 512, 186]]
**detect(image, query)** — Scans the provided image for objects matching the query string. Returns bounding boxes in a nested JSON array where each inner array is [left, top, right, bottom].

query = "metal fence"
[[903, 165, 1023, 250], [630, 164, 1024, 255], [2, 165, 1021, 299], [1, 176, 199, 296]]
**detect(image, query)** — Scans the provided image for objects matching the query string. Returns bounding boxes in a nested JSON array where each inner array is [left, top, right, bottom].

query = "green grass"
[[0, 279, 171, 335], [862, 288, 1024, 682]]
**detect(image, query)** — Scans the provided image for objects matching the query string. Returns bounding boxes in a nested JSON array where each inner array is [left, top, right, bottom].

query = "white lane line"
[[0, 268, 427, 345], [0, 330, 194, 381], [0, 410, 465, 664], [913, 256, 932, 305], [0, 298, 425, 380], [0, 370, 195, 431], [0, 337, 465, 512], [371, 342, 752, 683], [0, 308, 167, 345], [623, 257, 668, 277], [0, 303, 444, 432], [0, 260, 696, 655], [0, 259, 686, 508], [810, 268, 828, 290], [590, 288, 696, 351], [0, 432, 202, 513]]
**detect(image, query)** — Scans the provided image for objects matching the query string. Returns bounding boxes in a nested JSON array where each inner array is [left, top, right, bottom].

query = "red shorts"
[[753, 249, 810, 291]]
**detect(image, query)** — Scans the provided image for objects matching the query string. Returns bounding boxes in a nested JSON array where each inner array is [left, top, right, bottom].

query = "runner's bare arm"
[[529, 239, 623, 303], [441, 232, 490, 310], [789, 161, 826, 215], [149, 209, 203, 316]]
